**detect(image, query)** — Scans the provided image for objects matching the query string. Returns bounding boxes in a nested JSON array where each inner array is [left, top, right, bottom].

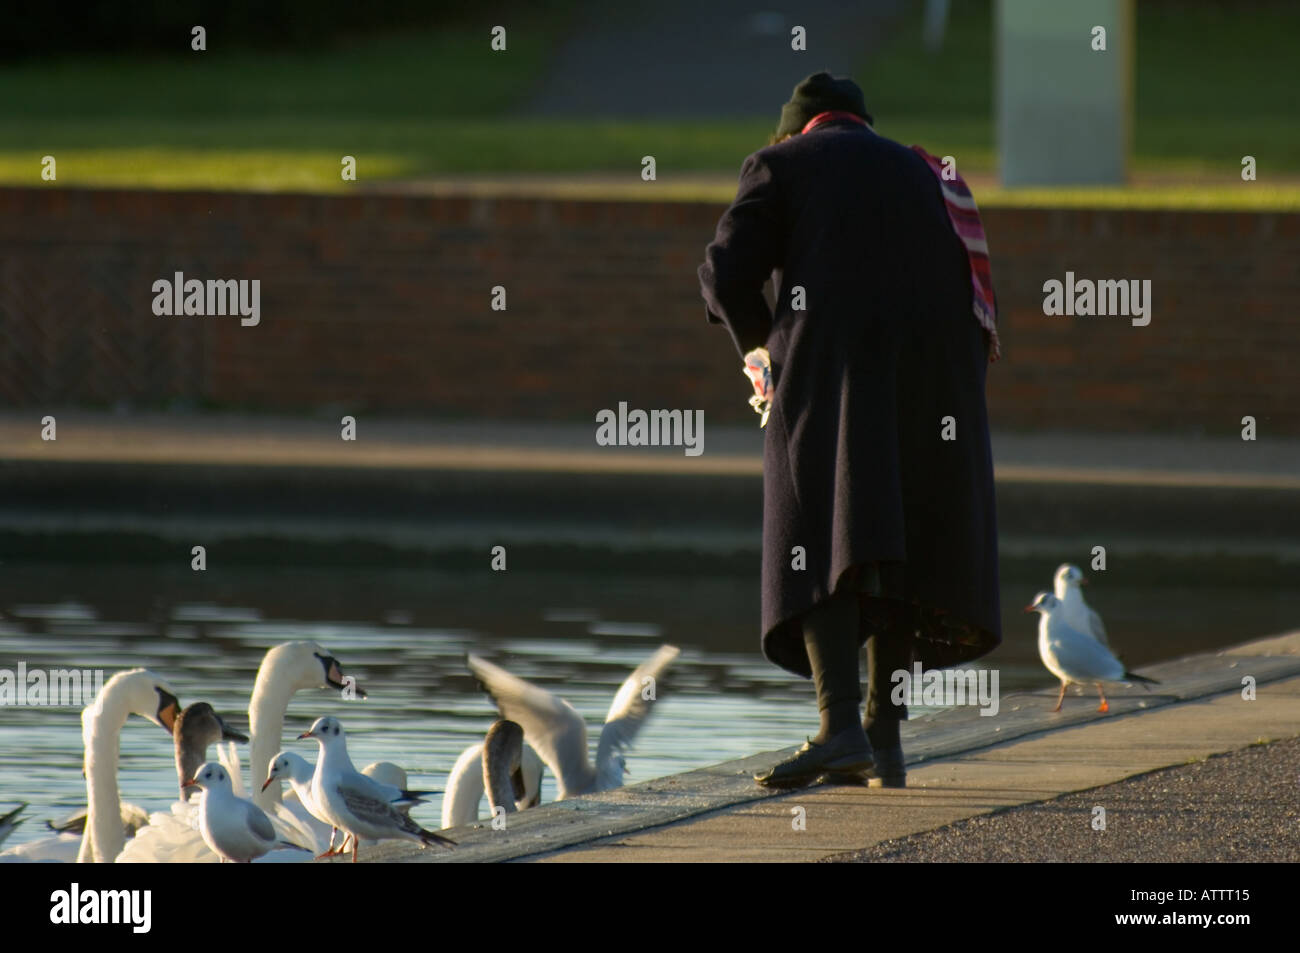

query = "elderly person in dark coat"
[[699, 73, 1001, 788]]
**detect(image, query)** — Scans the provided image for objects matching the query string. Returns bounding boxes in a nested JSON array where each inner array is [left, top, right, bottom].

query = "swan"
[[0, 670, 184, 864], [0, 682, 187, 863], [8, 696, 236, 858], [465, 645, 679, 800], [482, 720, 526, 819], [299, 716, 453, 862], [174, 702, 248, 801], [115, 640, 359, 862], [247, 641, 364, 810], [441, 732, 544, 829], [74, 669, 180, 863]]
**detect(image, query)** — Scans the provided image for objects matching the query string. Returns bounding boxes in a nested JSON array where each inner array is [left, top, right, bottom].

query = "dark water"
[[0, 563, 1295, 851]]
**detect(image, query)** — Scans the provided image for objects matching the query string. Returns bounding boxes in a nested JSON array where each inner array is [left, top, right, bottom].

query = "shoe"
[[864, 743, 907, 788], [754, 728, 874, 789]]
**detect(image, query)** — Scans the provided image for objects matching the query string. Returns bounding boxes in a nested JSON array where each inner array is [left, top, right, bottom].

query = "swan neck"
[[249, 665, 292, 808], [83, 689, 130, 863]]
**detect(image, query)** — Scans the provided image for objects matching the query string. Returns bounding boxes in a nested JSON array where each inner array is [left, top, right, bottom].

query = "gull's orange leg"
[[314, 826, 346, 860], [1096, 683, 1109, 713], [1052, 680, 1067, 712]]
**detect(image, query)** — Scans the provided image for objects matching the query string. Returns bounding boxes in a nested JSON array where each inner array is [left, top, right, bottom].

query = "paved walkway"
[[830, 736, 1300, 863], [350, 630, 1300, 863]]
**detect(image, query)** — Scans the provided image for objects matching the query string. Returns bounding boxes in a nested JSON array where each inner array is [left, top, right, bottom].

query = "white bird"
[[441, 733, 544, 830], [466, 645, 679, 801], [76, 670, 181, 863], [0, 669, 178, 864], [1053, 564, 1110, 649], [115, 641, 359, 863], [1027, 592, 1158, 713], [299, 716, 454, 862], [262, 751, 321, 819], [247, 641, 364, 811], [7, 698, 232, 863], [263, 754, 413, 855], [185, 762, 278, 863]]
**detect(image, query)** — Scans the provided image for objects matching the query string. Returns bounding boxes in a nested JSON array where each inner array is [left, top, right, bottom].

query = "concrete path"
[[831, 735, 1300, 863], [351, 630, 1300, 863]]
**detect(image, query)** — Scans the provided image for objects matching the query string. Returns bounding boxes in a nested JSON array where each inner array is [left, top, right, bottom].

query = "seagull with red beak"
[[298, 716, 454, 862], [1027, 592, 1158, 713]]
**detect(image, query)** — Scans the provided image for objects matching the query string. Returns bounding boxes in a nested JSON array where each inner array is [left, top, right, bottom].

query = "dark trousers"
[[861, 603, 912, 724]]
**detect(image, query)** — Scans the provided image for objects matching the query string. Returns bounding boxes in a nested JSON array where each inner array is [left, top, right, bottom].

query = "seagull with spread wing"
[[466, 645, 680, 800]]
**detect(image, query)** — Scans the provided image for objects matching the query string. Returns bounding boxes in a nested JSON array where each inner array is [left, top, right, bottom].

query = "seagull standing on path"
[[299, 716, 454, 862], [1027, 592, 1158, 713], [1053, 564, 1110, 649], [184, 763, 277, 863]]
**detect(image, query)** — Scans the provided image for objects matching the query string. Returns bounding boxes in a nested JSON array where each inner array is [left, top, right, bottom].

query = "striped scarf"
[[801, 111, 1001, 362]]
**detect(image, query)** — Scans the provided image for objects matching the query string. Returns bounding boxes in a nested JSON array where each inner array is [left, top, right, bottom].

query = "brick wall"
[[1, 187, 1296, 434]]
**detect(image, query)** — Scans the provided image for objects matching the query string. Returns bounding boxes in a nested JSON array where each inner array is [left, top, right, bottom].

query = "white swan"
[[115, 640, 359, 862], [2, 669, 184, 865], [2, 701, 229, 863], [248, 641, 363, 810], [78, 669, 180, 863], [465, 645, 679, 800]]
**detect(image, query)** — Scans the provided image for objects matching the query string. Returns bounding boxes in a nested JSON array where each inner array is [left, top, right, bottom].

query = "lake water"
[[1, 563, 1296, 852]]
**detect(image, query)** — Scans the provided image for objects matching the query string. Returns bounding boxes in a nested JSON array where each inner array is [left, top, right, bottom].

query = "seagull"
[[299, 716, 454, 862], [1053, 564, 1110, 648], [1027, 592, 1158, 713], [466, 645, 680, 800], [262, 751, 334, 846], [265, 752, 432, 856], [184, 762, 278, 863]]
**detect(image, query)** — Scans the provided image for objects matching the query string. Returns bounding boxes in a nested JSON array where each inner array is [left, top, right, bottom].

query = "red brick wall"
[[1, 187, 1295, 434]]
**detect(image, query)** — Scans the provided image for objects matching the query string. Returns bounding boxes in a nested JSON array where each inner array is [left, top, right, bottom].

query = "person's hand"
[[742, 347, 773, 427]]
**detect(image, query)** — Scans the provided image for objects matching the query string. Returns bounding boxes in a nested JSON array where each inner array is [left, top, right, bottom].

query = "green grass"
[[2, 1, 1298, 206]]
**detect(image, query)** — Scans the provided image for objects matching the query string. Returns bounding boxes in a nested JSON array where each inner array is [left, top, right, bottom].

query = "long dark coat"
[[699, 119, 1001, 679]]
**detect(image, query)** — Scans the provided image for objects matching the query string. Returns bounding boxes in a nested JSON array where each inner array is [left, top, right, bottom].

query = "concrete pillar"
[[996, 0, 1134, 186]]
